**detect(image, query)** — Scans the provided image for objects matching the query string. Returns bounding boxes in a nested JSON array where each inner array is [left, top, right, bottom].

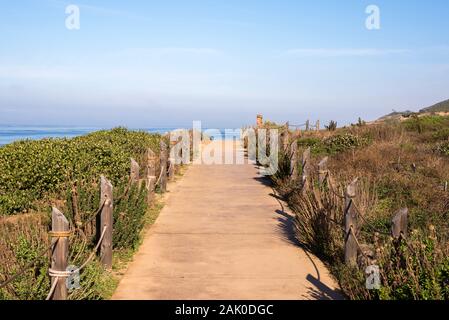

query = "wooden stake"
[[130, 158, 140, 184], [318, 157, 329, 186], [345, 178, 359, 267], [160, 141, 168, 193], [50, 207, 69, 300], [100, 175, 113, 270], [391, 208, 408, 239]]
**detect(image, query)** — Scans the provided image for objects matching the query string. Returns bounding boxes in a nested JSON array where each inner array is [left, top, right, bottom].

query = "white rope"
[[47, 226, 108, 279], [45, 277, 59, 300]]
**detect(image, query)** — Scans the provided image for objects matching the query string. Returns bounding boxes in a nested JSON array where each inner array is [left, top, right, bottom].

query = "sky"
[[0, 0, 449, 128]]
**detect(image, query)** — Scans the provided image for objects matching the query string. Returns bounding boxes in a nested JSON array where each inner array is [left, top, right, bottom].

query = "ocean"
[[0, 126, 242, 146]]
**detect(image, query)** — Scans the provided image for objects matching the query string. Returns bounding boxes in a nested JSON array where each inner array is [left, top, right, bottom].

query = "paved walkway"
[[113, 141, 342, 300]]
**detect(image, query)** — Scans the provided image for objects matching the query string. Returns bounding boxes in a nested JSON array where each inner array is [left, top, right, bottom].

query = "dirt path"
[[112, 140, 342, 300]]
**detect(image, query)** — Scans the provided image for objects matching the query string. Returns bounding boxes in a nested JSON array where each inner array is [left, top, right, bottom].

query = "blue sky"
[[1, 0, 448, 128]]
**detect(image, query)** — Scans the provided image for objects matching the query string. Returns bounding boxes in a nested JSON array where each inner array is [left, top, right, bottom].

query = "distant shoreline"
[[0, 126, 242, 146]]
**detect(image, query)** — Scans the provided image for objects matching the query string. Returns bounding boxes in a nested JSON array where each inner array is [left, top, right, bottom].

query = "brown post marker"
[[318, 156, 329, 186], [100, 175, 113, 270], [301, 147, 311, 192], [316, 120, 320, 131], [256, 114, 263, 128], [282, 123, 290, 151], [160, 141, 168, 193], [391, 208, 408, 239], [169, 140, 177, 180], [50, 207, 69, 300], [130, 158, 140, 184], [290, 140, 298, 180], [344, 178, 359, 267], [146, 148, 157, 177]]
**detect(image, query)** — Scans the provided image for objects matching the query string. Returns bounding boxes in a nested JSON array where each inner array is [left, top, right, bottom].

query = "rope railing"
[[0, 239, 59, 290], [45, 226, 108, 300], [81, 199, 107, 226]]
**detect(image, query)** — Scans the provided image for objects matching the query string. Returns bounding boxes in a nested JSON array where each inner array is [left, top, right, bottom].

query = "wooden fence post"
[[318, 156, 329, 186], [301, 147, 311, 193], [345, 178, 359, 267], [146, 148, 157, 204], [160, 141, 168, 193], [290, 141, 298, 180], [50, 207, 69, 300], [169, 140, 177, 180], [391, 208, 408, 239], [305, 120, 310, 131], [316, 120, 320, 131], [130, 158, 140, 184], [282, 123, 290, 151], [100, 175, 113, 270], [146, 148, 157, 177]]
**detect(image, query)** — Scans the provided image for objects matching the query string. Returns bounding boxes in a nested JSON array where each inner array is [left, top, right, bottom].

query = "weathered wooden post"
[[168, 140, 177, 180], [130, 158, 140, 184], [305, 120, 310, 131], [318, 157, 329, 186], [391, 208, 408, 239], [316, 120, 320, 131], [290, 141, 298, 180], [146, 148, 157, 177], [100, 175, 113, 270], [50, 207, 69, 300], [301, 147, 311, 193], [345, 178, 359, 267], [282, 123, 290, 152], [146, 148, 157, 204], [256, 114, 263, 128], [160, 141, 168, 193]]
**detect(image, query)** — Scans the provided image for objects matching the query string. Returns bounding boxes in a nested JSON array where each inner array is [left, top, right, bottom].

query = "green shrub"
[[0, 128, 162, 215], [403, 115, 449, 134], [324, 133, 368, 154]]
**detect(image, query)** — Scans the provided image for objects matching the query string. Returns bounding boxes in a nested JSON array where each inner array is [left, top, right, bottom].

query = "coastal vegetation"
[[267, 114, 449, 299], [0, 128, 169, 300]]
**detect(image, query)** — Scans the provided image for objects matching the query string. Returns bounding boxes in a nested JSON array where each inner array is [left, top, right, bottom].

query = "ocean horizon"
[[0, 126, 243, 146]]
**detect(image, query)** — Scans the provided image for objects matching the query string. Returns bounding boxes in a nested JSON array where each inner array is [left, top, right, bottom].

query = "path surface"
[[113, 141, 342, 300]]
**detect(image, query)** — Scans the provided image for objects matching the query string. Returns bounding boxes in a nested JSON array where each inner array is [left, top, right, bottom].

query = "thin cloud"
[[116, 47, 223, 57], [283, 48, 410, 57]]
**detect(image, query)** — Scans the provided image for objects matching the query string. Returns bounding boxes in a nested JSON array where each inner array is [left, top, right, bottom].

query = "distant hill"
[[377, 110, 415, 121], [420, 99, 449, 113], [377, 98, 449, 122]]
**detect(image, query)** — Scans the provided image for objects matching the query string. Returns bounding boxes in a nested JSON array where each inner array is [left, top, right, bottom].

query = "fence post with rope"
[[100, 175, 113, 270], [130, 158, 140, 184], [160, 141, 168, 193], [290, 140, 298, 180], [391, 208, 408, 240], [168, 139, 177, 180], [146, 148, 157, 204], [301, 147, 311, 195], [282, 122, 290, 152], [318, 156, 329, 187], [49, 207, 70, 300], [344, 178, 359, 267]]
